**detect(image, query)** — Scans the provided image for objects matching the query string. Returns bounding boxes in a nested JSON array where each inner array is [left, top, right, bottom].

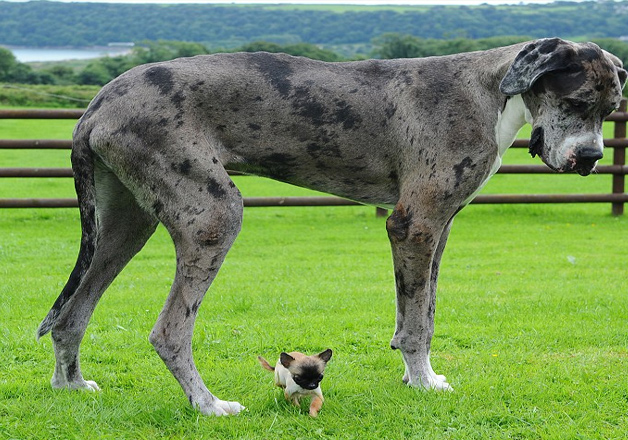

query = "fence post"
[[612, 99, 627, 216]]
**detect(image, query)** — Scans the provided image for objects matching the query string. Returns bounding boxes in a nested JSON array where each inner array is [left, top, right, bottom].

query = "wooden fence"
[[1, 99, 627, 214]]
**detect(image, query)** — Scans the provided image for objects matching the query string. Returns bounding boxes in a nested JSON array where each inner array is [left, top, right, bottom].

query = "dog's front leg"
[[309, 395, 324, 417], [386, 202, 453, 391]]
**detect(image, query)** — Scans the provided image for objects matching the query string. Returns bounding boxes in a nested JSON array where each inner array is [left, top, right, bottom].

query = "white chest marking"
[[462, 95, 530, 206]]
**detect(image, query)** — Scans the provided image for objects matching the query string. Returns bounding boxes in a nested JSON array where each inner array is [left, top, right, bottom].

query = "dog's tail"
[[258, 356, 275, 372], [37, 121, 97, 340]]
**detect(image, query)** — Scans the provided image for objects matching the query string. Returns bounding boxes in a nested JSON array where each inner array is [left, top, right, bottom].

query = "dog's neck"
[[462, 93, 531, 207], [495, 94, 532, 154]]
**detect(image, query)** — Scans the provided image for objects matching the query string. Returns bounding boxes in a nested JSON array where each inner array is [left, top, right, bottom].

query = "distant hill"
[[1, 1, 628, 49]]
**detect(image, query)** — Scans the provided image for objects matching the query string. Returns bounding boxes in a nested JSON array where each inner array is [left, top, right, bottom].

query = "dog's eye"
[[293, 375, 301, 381], [565, 99, 588, 113], [318, 374, 324, 380]]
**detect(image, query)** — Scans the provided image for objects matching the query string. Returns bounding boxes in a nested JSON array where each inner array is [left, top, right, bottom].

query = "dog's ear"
[[317, 349, 332, 363], [500, 38, 577, 96], [602, 49, 628, 90], [280, 352, 295, 368], [618, 68, 628, 90]]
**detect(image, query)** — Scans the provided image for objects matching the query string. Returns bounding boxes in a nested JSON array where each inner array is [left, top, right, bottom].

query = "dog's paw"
[[427, 376, 453, 392], [83, 380, 101, 392], [51, 377, 101, 392], [403, 363, 453, 391], [403, 371, 453, 391], [201, 399, 246, 416]]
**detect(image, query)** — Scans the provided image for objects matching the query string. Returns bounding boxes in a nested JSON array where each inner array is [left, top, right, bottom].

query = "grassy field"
[[1, 118, 628, 438]]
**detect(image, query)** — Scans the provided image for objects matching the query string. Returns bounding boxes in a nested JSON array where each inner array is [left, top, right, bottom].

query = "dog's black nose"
[[577, 147, 603, 163], [574, 147, 603, 176]]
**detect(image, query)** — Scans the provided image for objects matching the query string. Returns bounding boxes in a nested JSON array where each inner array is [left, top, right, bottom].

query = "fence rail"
[[1, 99, 627, 214]]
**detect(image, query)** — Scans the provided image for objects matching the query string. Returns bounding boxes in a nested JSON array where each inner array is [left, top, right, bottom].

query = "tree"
[[42, 65, 77, 85], [76, 63, 112, 86], [0, 46, 18, 81], [370, 33, 425, 59], [237, 41, 342, 62], [131, 40, 209, 64]]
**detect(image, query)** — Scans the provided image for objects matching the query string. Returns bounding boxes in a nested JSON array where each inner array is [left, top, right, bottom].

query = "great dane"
[[37, 38, 626, 416]]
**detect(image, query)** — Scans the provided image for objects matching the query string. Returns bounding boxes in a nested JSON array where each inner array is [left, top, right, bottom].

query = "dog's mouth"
[[530, 126, 560, 172], [574, 163, 596, 176], [531, 126, 600, 176], [566, 147, 602, 176]]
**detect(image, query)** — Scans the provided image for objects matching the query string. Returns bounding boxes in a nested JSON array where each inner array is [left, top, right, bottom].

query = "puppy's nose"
[[577, 147, 603, 163]]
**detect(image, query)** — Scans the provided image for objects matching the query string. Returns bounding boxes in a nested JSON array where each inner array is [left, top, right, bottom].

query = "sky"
[[27, 0, 588, 5]]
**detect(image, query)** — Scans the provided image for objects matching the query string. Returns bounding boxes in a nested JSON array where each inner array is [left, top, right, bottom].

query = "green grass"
[[1, 117, 628, 438], [0, 86, 99, 109]]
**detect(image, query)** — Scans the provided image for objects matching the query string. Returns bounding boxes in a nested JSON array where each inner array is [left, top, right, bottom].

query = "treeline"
[[1, 1, 628, 49], [0, 40, 344, 87], [4, 36, 628, 90]]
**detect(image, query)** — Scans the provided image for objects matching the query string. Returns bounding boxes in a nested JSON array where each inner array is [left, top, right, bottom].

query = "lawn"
[[1, 116, 627, 439]]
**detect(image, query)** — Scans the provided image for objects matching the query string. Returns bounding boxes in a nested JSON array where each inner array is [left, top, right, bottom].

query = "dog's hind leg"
[[145, 161, 245, 416], [44, 162, 158, 391]]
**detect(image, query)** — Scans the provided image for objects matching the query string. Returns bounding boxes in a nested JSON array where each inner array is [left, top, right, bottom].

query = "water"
[[8, 47, 133, 63]]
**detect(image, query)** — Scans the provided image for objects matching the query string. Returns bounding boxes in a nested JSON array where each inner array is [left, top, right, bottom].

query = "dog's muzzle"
[[531, 127, 603, 176], [573, 147, 603, 176]]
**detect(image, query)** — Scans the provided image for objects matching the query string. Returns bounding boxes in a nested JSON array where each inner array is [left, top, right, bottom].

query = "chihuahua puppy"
[[258, 349, 332, 417]]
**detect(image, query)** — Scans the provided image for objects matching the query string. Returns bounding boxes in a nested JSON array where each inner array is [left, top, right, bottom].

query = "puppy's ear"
[[280, 352, 295, 368], [500, 38, 577, 96], [317, 349, 332, 363]]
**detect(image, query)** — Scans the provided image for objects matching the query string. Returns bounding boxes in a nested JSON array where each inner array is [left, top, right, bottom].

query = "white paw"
[[428, 370, 449, 387], [203, 399, 246, 416], [403, 368, 453, 391], [84, 380, 101, 392], [427, 357, 448, 384], [51, 377, 101, 392], [426, 375, 453, 392]]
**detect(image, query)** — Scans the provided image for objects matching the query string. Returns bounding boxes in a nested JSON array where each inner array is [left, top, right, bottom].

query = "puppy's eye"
[[318, 374, 324, 380], [293, 375, 300, 381]]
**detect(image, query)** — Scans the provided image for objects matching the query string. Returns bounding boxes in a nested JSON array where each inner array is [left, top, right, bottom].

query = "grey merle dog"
[[37, 38, 626, 415]]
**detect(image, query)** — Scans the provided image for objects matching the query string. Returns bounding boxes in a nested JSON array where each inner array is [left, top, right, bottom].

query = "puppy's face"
[[280, 349, 332, 390]]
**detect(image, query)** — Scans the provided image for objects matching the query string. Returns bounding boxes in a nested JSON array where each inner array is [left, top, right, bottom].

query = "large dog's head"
[[500, 38, 627, 176]]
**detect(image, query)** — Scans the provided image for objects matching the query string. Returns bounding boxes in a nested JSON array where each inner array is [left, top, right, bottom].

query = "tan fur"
[[257, 356, 274, 372]]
